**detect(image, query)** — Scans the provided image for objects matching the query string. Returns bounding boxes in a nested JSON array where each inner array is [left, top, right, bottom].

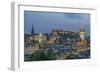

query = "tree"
[[30, 49, 56, 61], [46, 49, 56, 60]]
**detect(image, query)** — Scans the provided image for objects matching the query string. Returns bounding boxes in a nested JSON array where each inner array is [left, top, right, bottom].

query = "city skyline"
[[24, 11, 90, 36], [24, 11, 90, 61]]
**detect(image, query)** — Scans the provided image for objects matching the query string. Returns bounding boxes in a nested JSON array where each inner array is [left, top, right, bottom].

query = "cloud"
[[63, 13, 90, 25], [24, 11, 90, 36]]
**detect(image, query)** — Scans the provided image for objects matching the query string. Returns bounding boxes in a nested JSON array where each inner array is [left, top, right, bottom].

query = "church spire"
[[31, 24, 34, 35]]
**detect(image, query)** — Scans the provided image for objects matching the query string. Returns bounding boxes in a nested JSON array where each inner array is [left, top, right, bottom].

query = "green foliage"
[[30, 49, 56, 61], [46, 49, 56, 60]]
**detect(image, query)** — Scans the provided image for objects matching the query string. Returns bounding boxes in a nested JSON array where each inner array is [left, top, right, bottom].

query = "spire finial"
[[80, 24, 84, 32]]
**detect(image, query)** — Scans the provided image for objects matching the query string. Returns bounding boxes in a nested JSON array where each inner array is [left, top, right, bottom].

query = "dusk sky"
[[24, 11, 90, 36]]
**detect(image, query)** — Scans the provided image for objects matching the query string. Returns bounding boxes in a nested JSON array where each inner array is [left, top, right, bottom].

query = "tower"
[[38, 33, 43, 44], [31, 24, 34, 35], [38, 33, 46, 44], [79, 25, 85, 45]]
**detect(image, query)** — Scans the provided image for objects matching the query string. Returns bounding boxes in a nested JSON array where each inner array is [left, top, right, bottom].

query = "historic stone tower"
[[79, 25, 85, 45], [74, 25, 88, 53]]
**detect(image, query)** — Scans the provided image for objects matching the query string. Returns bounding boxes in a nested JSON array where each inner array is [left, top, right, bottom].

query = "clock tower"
[[79, 25, 85, 45]]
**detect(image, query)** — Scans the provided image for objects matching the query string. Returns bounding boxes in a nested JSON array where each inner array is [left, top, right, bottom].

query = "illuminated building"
[[79, 25, 85, 45]]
